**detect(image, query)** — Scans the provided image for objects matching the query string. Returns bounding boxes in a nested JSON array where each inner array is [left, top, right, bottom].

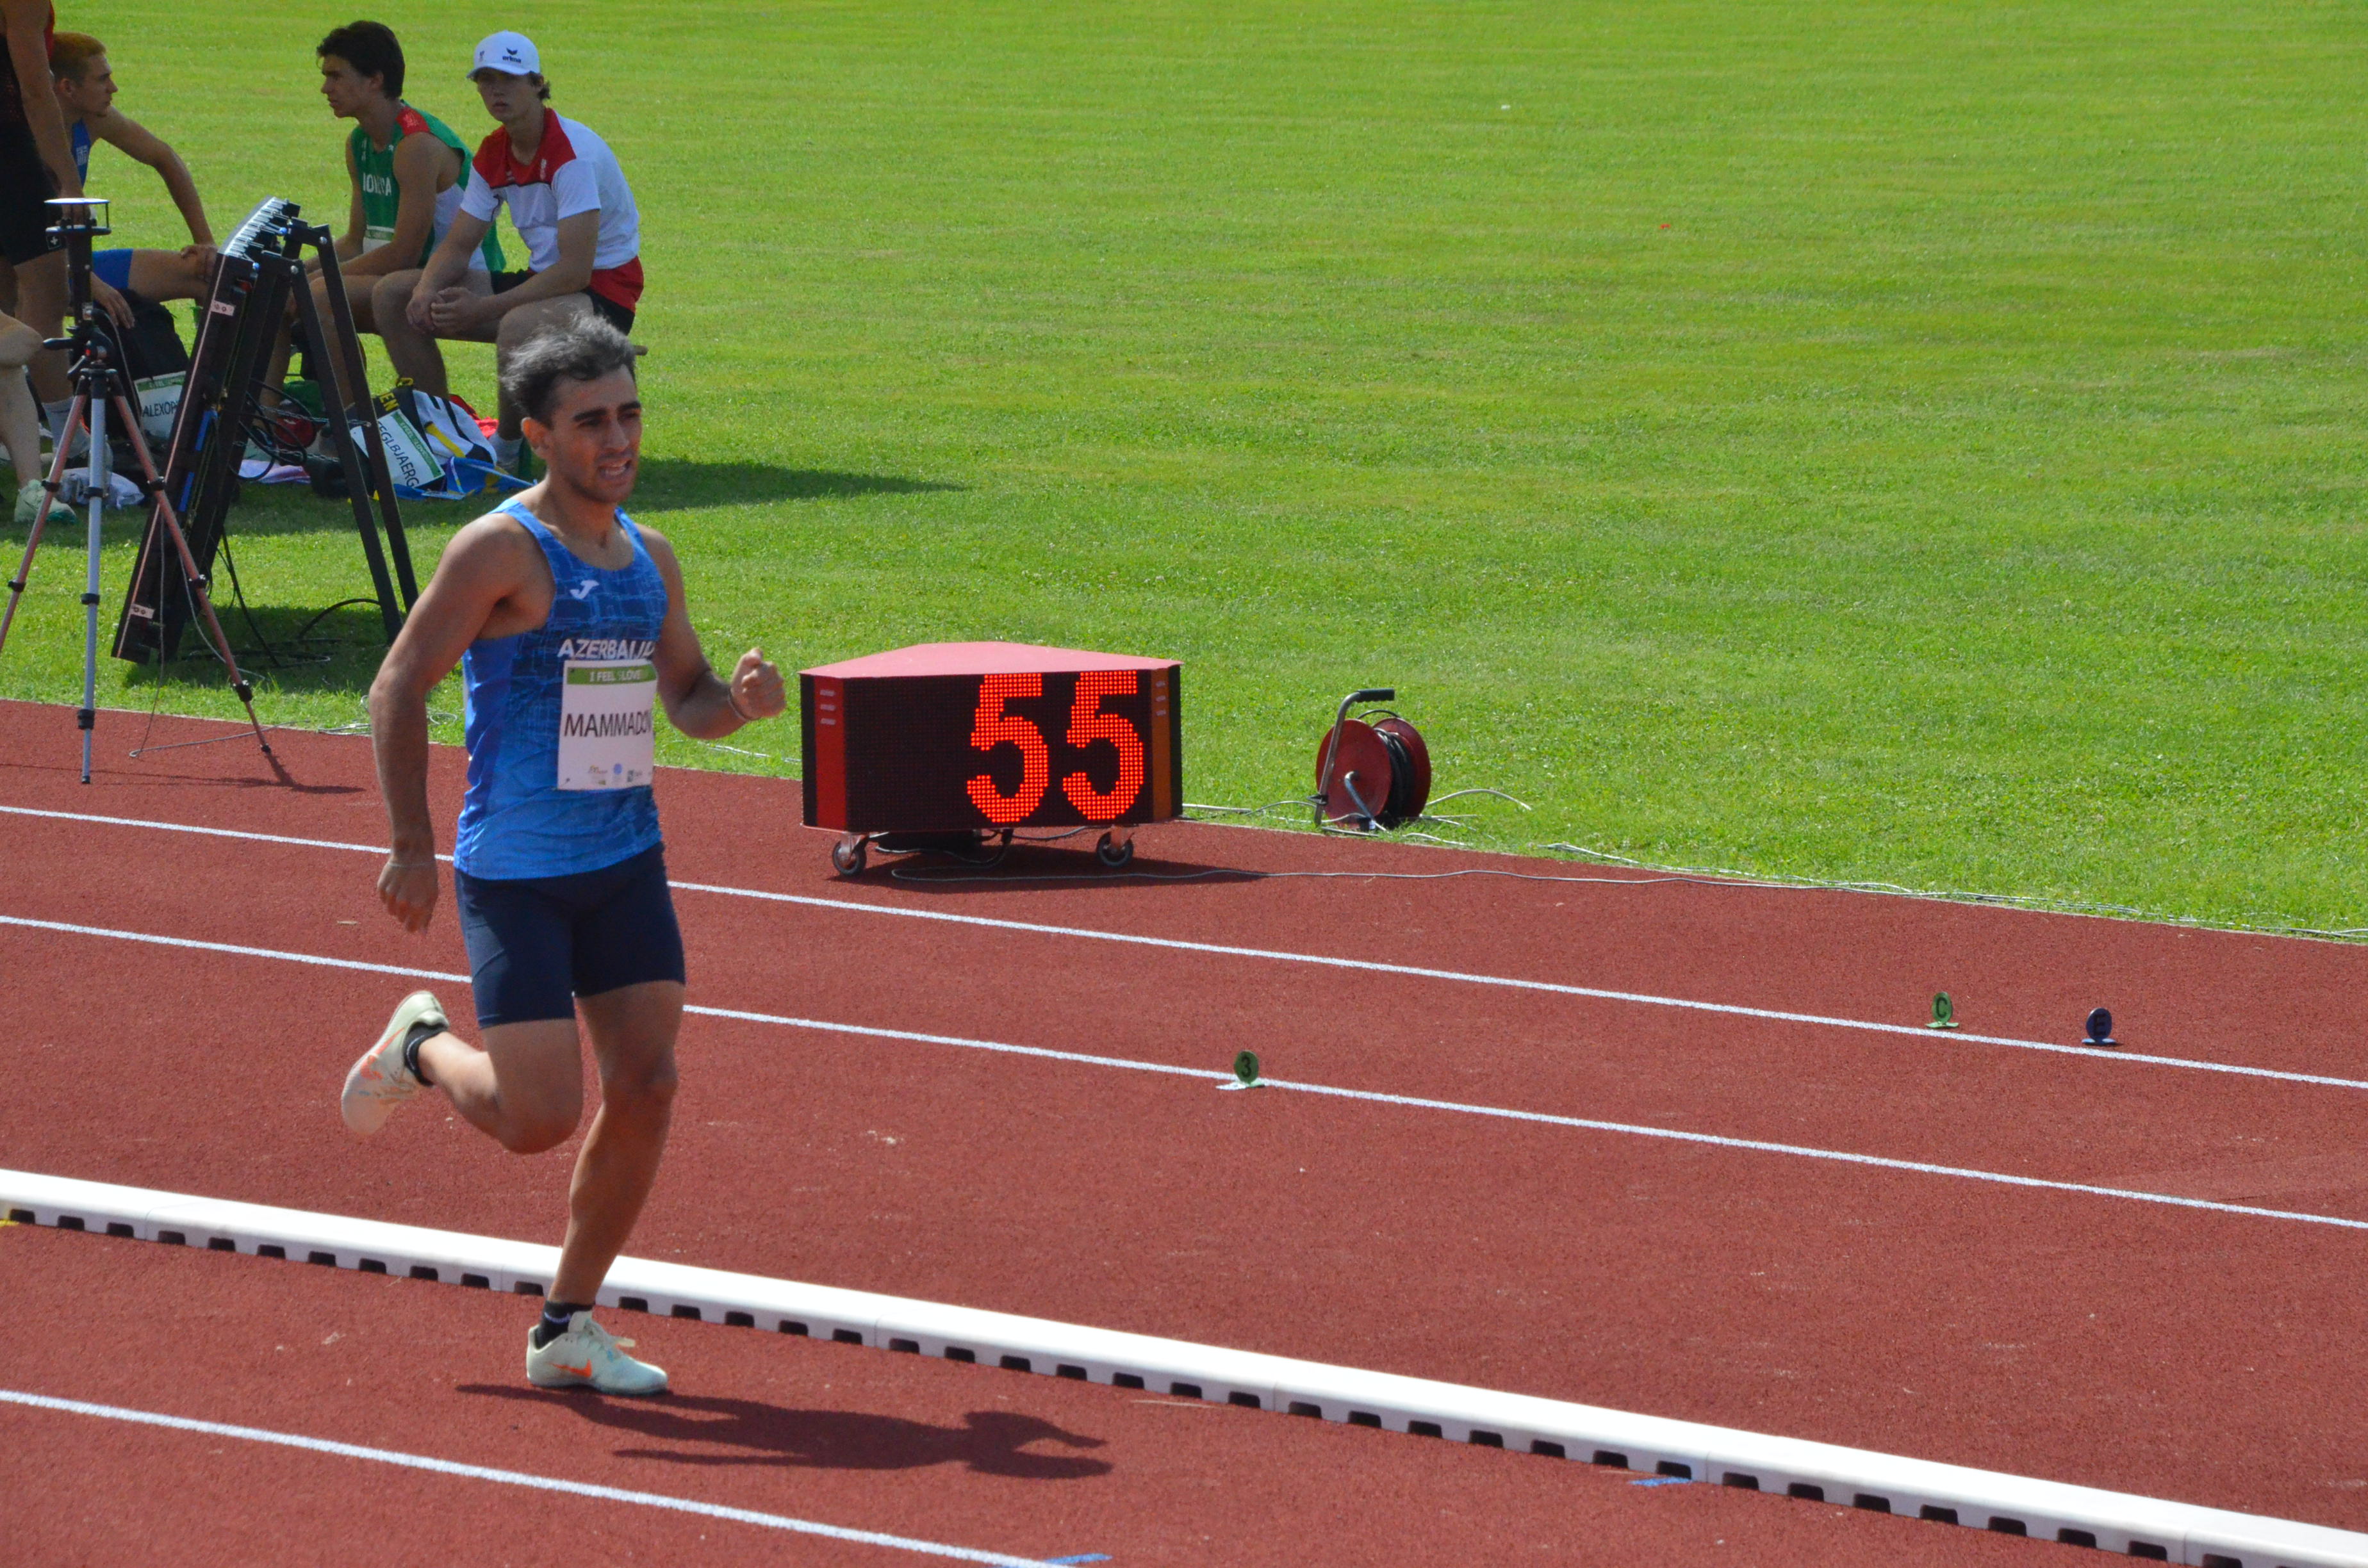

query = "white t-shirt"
[[461, 110, 643, 310]]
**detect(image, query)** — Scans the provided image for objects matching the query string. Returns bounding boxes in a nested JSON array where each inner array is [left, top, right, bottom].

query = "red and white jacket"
[[460, 110, 643, 311]]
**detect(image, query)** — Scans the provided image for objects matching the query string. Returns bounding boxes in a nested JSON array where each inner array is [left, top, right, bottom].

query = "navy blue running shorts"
[[452, 844, 686, 1027]]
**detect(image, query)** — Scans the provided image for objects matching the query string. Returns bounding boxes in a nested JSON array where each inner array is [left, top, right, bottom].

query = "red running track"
[[5, 701, 2368, 1558], [3, 1223, 2060, 1567]]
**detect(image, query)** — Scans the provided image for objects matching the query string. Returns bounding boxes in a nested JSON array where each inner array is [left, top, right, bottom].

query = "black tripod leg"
[[290, 270, 402, 642], [311, 240, 416, 605], [0, 393, 86, 659], [112, 393, 273, 760]]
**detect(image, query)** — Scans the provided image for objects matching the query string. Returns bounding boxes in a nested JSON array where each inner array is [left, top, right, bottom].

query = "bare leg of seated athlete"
[[0, 307, 44, 519], [370, 264, 492, 403], [377, 268, 589, 467], [119, 246, 210, 303], [338, 318, 786, 1395], [18, 247, 67, 404]]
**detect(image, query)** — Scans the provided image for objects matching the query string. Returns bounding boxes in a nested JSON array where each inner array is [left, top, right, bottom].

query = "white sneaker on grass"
[[527, 1312, 670, 1396], [340, 990, 446, 1135]]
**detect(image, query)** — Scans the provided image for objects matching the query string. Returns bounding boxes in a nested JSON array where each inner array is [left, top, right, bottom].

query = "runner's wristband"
[[725, 685, 755, 724]]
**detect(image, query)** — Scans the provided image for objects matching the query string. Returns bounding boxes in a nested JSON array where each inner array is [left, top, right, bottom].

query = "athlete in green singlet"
[[346, 91, 502, 274], [316, 21, 501, 349]]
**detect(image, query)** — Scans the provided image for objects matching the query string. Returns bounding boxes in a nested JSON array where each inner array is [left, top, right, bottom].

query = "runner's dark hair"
[[502, 318, 637, 425], [318, 20, 405, 100]]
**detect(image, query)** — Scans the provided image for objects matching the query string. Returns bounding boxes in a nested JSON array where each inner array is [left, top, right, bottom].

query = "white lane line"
[[1, 802, 2356, 1095], [0, 803, 385, 858], [7, 910, 2366, 1237], [677, 882, 2368, 1093], [0, 1388, 1053, 1566]]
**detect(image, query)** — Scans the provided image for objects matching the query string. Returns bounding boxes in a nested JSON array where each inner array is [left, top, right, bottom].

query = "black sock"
[[399, 1019, 440, 1086], [533, 1301, 593, 1349]]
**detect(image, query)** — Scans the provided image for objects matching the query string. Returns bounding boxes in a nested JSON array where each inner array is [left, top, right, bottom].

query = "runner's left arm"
[[90, 111, 211, 245], [639, 526, 787, 740]]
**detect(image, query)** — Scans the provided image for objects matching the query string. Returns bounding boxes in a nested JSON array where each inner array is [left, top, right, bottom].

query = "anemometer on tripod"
[[0, 195, 268, 783]]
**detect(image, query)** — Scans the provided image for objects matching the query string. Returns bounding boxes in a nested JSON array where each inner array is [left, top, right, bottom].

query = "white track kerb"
[[5, 1172, 2362, 1568]]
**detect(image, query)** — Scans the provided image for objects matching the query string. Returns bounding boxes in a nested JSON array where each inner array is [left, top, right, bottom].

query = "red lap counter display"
[[802, 641, 1182, 876]]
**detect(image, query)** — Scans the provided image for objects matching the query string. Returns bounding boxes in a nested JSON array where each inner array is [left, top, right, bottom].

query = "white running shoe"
[[527, 1312, 670, 1395], [340, 990, 447, 1136]]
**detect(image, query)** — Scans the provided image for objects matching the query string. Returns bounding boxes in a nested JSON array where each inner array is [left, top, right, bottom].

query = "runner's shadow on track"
[[456, 1385, 1110, 1478]]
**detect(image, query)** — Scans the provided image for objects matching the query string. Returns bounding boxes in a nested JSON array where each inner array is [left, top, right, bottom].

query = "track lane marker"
[[0, 801, 2360, 1095], [0, 1387, 1058, 1565], [7, 910, 2368, 1236]]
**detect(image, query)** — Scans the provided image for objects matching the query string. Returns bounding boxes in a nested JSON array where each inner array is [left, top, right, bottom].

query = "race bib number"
[[557, 658, 657, 790]]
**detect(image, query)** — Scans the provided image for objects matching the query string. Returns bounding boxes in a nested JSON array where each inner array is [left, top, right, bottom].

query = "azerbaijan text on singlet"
[[454, 499, 668, 880]]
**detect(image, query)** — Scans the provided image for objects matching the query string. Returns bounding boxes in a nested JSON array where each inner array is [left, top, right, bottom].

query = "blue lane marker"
[[1630, 1477, 1692, 1487], [1045, 1556, 1112, 1564]]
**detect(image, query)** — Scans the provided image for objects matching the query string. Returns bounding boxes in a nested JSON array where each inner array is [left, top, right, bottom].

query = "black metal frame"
[[113, 196, 416, 663]]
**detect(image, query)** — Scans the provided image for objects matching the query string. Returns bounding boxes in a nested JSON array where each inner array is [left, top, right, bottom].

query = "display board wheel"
[[830, 835, 869, 878], [1096, 831, 1135, 867]]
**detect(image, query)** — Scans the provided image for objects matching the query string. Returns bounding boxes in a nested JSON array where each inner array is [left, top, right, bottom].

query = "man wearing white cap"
[[376, 31, 641, 474]]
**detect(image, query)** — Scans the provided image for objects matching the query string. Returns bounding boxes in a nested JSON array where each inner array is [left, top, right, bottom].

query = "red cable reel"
[[1313, 688, 1431, 830]]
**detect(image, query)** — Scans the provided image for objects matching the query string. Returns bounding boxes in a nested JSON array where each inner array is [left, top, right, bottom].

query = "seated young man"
[[379, 31, 641, 474], [50, 32, 213, 307], [316, 21, 503, 338]]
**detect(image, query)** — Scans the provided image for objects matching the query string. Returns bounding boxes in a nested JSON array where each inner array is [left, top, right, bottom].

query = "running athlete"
[[316, 22, 502, 339], [344, 319, 785, 1396], [51, 33, 214, 307], [382, 31, 643, 474]]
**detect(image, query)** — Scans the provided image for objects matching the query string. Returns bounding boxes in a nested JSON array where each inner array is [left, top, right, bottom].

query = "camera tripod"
[[0, 195, 270, 783]]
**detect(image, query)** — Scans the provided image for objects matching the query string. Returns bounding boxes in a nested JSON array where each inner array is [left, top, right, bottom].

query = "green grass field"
[[12, 1, 2366, 934]]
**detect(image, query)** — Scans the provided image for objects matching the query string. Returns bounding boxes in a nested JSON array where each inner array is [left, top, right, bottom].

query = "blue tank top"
[[452, 499, 668, 880]]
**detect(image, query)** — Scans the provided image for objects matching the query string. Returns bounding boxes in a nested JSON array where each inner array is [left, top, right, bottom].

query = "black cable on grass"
[[130, 540, 289, 759], [289, 596, 379, 648], [216, 532, 282, 666]]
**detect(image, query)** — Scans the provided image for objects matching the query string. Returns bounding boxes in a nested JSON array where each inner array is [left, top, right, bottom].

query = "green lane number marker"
[[1233, 1050, 1260, 1086], [1930, 992, 1958, 1029]]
